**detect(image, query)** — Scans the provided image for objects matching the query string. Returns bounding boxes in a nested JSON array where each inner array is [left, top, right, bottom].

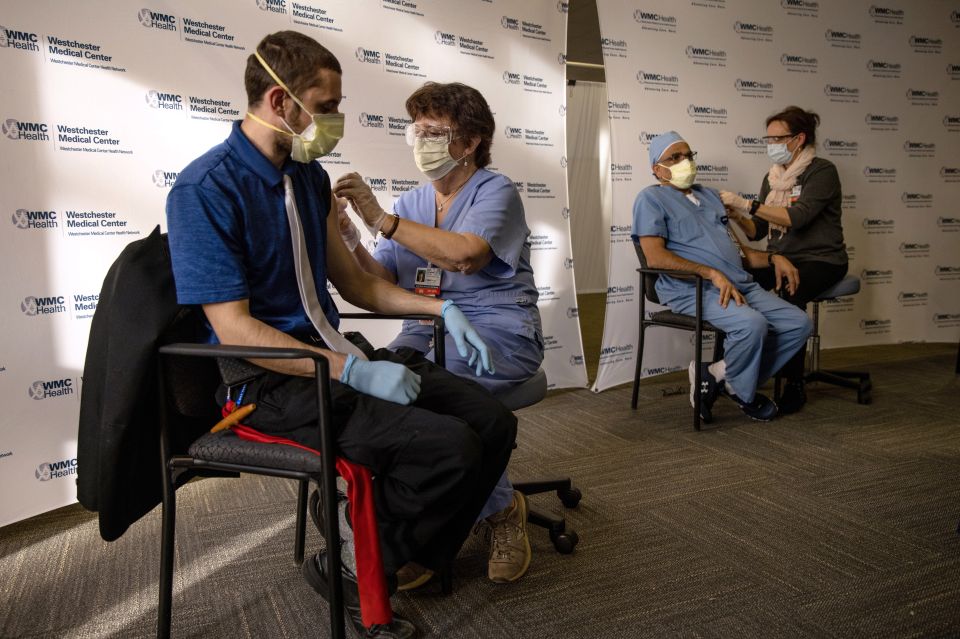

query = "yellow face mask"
[[247, 50, 344, 163], [658, 158, 697, 189]]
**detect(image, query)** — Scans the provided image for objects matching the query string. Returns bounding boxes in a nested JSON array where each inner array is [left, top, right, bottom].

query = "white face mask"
[[767, 141, 795, 165], [248, 51, 344, 163], [658, 158, 697, 189], [413, 137, 468, 181]]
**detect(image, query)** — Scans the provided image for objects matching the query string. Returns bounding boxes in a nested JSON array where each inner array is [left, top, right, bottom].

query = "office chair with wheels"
[[501, 369, 581, 554], [433, 367, 580, 594], [794, 274, 872, 404], [631, 240, 725, 430]]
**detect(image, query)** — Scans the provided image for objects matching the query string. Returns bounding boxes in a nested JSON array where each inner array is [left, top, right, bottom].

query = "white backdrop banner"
[[0, 0, 585, 528], [593, 0, 960, 392]]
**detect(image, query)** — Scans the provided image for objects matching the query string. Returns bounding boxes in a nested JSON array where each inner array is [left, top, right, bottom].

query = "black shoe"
[[309, 488, 345, 537], [778, 381, 807, 415], [727, 392, 778, 421], [688, 361, 720, 423], [302, 552, 418, 639]]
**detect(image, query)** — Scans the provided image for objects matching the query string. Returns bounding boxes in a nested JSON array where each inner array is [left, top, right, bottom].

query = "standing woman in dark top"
[[719, 106, 848, 414]]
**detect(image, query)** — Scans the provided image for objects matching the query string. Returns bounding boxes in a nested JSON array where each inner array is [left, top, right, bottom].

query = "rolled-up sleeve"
[[457, 177, 526, 279]]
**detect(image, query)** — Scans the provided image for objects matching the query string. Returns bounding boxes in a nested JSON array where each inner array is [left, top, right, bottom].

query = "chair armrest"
[[337, 313, 446, 368], [159, 342, 324, 360], [339, 312, 439, 323], [636, 267, 704, 282]]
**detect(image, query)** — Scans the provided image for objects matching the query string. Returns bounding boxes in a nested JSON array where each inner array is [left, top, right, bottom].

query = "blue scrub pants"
[[664, 282, 813, 402], [390, 330, 543, 520]]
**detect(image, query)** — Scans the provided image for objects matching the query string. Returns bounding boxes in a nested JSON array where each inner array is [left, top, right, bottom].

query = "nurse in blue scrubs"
[[334, 82, 540, 588]]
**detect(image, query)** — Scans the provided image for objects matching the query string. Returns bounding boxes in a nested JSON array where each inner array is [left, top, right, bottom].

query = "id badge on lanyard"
[[414, 265, 442, 297]]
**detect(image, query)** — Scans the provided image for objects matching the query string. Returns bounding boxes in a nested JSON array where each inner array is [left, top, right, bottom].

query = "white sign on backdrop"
[[0, 0, 585, 528], [593, 0, 960, 392]]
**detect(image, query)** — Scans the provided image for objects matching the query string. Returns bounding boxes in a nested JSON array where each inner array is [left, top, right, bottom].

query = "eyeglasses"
[[762, 133, 795, 143], [659, 150, 697, 165], [404, 123, 455, 147]]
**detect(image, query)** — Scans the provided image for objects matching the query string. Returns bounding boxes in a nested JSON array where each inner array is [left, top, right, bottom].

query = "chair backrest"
[[632, 239, 662, 305], [159, 309, 222, 451]]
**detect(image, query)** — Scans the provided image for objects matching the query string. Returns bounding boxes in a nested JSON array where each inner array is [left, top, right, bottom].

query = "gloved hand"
[[441, 300, 495, 376], [719, 190, 751, 214], [336, 198, 361, 252], [340, 355, 421, 404], [333, 172, 387, 236]]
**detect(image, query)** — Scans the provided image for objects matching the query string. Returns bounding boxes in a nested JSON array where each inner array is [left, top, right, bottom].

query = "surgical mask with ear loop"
[[658, 158, 697, 190], [413, 137, 470, 180], [246, 50, 344, 163], [767, 134, 797, 165]]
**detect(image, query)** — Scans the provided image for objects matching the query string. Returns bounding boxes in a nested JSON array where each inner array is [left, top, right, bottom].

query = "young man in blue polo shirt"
[[166, 30, 516, 639], [633, 131, 813, 423]]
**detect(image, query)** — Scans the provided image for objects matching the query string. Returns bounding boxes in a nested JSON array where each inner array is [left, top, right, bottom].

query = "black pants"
[[230, 347, 517, 574], [751, 260, 847, 381]]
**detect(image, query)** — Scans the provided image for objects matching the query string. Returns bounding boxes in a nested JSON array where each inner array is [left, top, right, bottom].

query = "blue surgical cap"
[[648, 130, 685, 166]]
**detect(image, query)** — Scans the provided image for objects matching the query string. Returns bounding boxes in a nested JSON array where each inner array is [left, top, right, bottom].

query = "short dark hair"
[[245, 31, 341, 107], [766, 106, 820, 147], [405, 82, 495, 168]]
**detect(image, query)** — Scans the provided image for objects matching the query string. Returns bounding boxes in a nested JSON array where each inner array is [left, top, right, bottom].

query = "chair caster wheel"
[[558, 487, 581, 508], [550, 529, 579, 554]]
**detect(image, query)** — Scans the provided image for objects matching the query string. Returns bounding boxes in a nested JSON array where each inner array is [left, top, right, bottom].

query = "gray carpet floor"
[[2, 343, 959, 638]]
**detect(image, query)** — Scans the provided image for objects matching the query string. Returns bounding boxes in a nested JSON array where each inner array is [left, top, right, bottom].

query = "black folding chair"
[[631, 240, 725, 431], [157, 313, 445, 639]]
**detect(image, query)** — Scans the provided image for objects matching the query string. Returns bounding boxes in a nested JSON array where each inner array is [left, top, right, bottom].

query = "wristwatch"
[[748, 199, 762, 216], [767, 251, 778, 266]]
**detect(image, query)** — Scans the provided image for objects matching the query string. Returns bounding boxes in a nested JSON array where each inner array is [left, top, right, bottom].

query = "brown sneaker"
[[395, 561, 434, 592], [485, 491, 532, 583]]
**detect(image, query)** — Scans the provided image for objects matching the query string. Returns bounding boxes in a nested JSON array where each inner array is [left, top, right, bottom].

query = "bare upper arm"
[[325, 190, 367, 294], [201, 299, 252, 342], [457, 232, 493, 274], [638, 235, 666, 258]]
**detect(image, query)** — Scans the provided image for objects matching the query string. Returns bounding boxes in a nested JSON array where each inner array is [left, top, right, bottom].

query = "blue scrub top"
[[166, 120, 339, 341], [632, 183, 752, 305], [373, 168, 541, 351]]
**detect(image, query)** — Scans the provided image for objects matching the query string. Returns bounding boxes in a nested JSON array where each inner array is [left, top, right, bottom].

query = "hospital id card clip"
[[414, 266, 442, 297]]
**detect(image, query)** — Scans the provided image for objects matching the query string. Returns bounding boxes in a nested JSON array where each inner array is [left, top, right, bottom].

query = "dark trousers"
[[751, 260, 847, 380], [233, 347, 517, 574]]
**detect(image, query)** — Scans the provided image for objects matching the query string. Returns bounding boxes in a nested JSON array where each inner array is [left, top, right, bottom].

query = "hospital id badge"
[[414, 266, 442, 297], [790, 184, 802, 203]]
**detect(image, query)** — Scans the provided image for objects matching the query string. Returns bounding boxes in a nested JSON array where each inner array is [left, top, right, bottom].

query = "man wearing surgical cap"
[[632, 131, 812, 422]]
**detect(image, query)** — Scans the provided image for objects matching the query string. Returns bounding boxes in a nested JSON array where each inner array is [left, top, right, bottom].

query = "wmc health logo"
[[0, 25, 40, 51], [138, 8, 177, 31], [153, 170, 179, 187], [256, 0, 287, 14], [12, 209, 57, 229], [36, 458, 78, 481], [29, 378, 75, 400], [145, 90, 183, 111], [21, 295, 66, 316], [3, 118, 50, 141]]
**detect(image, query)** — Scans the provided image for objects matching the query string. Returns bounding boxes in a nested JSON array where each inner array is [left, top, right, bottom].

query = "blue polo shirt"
[[166, 120, 338, 340], [373, 168, 541, 351], [632, 184, 752, 305]]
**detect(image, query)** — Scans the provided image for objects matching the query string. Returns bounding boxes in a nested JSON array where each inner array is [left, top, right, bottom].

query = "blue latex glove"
[[440, 300, 495, 376], [340, 355, 421, 404]]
